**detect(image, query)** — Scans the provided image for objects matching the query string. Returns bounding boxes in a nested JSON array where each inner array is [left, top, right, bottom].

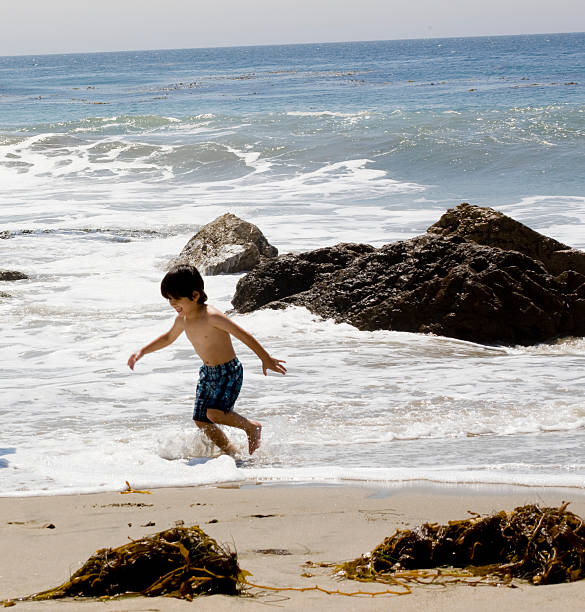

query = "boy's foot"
[[248, 423, 262, 455]]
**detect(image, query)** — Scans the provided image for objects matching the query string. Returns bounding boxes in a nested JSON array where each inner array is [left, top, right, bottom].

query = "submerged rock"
[[173, 213, 277, 275], [0, 269, 28, 299], [232, 204, 585, 346], [0, 269, 28, 281]]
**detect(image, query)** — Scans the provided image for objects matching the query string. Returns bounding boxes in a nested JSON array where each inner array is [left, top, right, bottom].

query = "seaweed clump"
[[29, 526, 241, 601], [341, 503, 585, 586]]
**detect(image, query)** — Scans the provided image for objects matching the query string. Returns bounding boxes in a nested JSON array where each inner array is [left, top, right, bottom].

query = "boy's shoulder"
[[201, 305, 236, 333], [204, 304, 227, 319]]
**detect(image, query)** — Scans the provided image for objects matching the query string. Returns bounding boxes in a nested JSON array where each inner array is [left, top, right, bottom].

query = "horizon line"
[[3, 30, 584, 60]]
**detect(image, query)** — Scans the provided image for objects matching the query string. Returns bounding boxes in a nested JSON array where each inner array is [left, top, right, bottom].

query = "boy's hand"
[[128, 350, 143, 371], [262, 356, 287, 376]]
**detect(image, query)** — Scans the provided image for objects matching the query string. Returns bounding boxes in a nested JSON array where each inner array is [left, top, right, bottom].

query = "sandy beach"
[[2, 483, 585, 611]]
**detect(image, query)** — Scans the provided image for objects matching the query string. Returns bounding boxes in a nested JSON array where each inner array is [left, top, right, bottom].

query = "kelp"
[[10, 504, 585, 606], [28, 526, 241, 601], [341, 503, 585, 586]]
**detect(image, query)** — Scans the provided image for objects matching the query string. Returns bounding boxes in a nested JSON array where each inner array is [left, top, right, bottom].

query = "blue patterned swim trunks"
[[193, 357, 243, 423]]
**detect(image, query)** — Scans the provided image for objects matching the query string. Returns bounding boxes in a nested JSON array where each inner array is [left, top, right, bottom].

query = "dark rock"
[[231, 243, 374, 313], [173, 213, 278, 275], [428, 202, 585, 276], [0, 270, 28, 281], [301, 235, 573, 345], [232, 204, 585, 346]]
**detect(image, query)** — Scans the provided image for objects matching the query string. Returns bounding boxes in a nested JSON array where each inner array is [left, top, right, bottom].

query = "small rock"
[[0, 270, 28, 281], [254, 548, 291, 555], [173, 213, 277, 275]]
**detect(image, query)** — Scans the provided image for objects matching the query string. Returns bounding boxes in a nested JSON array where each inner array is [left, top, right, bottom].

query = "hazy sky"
[[2, 0, 584, 56]]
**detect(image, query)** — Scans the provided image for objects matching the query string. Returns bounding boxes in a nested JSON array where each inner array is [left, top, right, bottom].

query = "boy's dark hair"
[[160, 265, 208, 304]]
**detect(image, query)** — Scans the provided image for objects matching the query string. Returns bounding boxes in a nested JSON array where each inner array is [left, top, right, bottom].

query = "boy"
[[128, 265, 286, 456]]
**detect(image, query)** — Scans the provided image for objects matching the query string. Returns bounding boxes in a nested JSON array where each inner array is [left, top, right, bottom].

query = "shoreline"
[[4, 476, 585, 499], [2, 482, 585, 610]]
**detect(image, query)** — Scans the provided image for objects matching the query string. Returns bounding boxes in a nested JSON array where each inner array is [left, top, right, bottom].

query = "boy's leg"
[[206, 409, 262, 455], [194, 420, 238, 457]]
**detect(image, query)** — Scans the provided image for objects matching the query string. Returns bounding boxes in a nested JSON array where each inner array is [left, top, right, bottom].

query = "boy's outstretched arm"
[[128, 316, 185, 370], [210, 312, 286, 376]]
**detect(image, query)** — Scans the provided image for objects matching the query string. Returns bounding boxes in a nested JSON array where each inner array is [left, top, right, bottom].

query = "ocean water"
[[2, 33, 585, 496]]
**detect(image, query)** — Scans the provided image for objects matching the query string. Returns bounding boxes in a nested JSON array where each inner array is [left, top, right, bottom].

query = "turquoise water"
[[1, 34, 585, 495]]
